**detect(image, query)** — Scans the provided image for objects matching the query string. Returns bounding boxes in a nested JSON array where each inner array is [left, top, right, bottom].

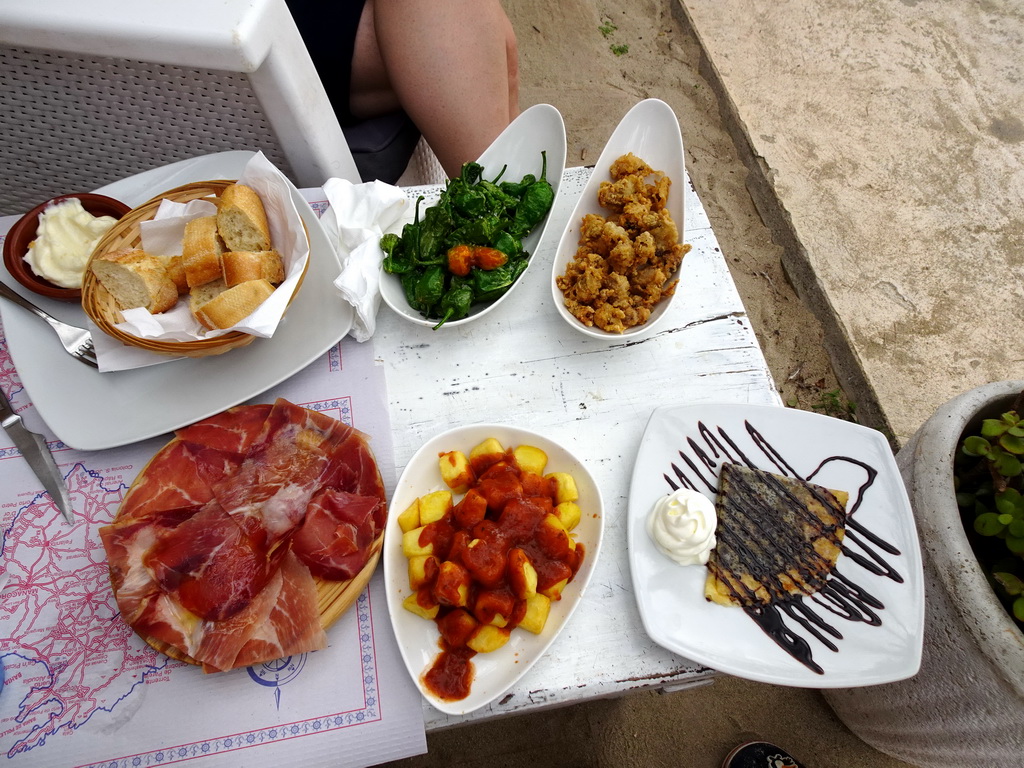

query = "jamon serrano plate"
[[100, 399, 387, 672], [0, 151, 354, 450], [627, 403, 924, 687], [384, 424, 604, 715]]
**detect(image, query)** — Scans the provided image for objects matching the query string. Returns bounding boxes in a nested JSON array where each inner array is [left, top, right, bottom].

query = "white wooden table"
[[0, 164, 782, 742], [367, 167, 782, 729]]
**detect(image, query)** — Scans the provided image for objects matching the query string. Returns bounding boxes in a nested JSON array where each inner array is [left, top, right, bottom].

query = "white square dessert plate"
[[627, 402, 924, 687]]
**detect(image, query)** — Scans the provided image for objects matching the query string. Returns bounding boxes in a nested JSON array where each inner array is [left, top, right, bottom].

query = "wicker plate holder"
[[82, 179, 309, 358]]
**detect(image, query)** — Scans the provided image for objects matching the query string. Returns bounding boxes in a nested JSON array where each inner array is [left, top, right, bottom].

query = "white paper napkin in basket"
[[321, 178, 407, 342], [94, 152, 308, 371]]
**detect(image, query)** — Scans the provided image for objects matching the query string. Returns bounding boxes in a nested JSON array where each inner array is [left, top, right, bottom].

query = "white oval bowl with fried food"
[[551, 98, 687, 340]]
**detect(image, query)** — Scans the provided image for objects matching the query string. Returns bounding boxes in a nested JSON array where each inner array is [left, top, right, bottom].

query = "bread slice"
[[192, 278, 276, 330], [217, 184, 271, 252], [222, 250, 285, 287], [188, 278, 227, 318], [181, 216, 224, 288], [161, 254, 189, 294], [91, 249, 179, 314]]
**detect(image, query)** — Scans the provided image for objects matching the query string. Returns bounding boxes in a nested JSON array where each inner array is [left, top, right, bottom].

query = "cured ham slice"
[[194, 551, 327, 673], [100, 398, 388, 672], [175, 403, 273, 453], [118, 441, 243, 522], [144, 500, 280, 622], [291, 488, 384, 580]]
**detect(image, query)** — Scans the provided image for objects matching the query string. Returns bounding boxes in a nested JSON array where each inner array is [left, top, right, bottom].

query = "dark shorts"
[[285, 0, 368, 126]]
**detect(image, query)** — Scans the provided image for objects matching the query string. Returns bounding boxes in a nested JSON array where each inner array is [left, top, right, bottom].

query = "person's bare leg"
[[350, 0, 519, 178]]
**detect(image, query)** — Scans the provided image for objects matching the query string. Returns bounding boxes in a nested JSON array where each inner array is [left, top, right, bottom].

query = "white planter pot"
[[823, 381, 1024, 767]]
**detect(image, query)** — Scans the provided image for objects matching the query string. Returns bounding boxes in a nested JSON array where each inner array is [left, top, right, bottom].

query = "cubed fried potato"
[[403, 591, 439, 620], [397, 499, 421, 533], [470, 437, 505, 460], [513, 444, 548, 475], [545, 472, 579, 504], [433, 560, 471, 607], [520, 471, 552, 498], [447, 529, 471, 565], [507, 547, 538, 599], [540, 577, 569, 601], [438, 608, 479, 647], [418, 490, 453, 525], [518, 593, 551, 634], [402, 526, 434, 558], [453, 488, 488, 529], [438, 450, 474, 493], [473, 589, 516, 627], [537, 513, 575, 559], [461, 537, 507, 587], [553, 501, 582, 530], [408, 555, 439, 590], [470, 438, 506, 473], [467, 623, 511, 653]]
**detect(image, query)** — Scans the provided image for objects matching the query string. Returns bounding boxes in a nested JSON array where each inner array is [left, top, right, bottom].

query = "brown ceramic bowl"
[[2, 193, 131, 302]]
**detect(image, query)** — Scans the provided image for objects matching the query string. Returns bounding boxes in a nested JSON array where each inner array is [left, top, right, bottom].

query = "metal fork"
[[0, 281, 98, 368]]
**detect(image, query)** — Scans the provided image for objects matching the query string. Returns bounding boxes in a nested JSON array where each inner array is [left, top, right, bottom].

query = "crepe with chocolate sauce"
[[705, 463, 848, 607]]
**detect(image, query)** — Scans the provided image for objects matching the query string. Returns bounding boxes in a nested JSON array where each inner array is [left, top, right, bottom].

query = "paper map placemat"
[[0, 209, 426, 768]]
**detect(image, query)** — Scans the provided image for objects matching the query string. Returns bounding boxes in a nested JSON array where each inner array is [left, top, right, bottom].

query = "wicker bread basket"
[[82, 180, 309, 358]]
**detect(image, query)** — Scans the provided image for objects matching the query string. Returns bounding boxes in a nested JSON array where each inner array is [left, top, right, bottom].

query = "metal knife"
[[0, 385, 73, 524]]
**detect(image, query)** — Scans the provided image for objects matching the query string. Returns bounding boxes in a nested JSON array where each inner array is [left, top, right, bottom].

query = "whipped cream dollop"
[[25, 198, 118, 288], [646, 488, 718, 566]]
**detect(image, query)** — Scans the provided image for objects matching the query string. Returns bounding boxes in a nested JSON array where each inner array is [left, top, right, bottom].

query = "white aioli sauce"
[[646, 488, 717, 566], [25, 198, 117, 288]]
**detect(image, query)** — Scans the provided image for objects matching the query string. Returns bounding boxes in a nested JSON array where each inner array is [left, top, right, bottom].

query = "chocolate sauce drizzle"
[[663, 419, 903, 674]]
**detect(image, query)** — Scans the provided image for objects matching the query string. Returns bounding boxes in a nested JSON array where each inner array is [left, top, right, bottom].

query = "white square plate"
[[627, 403, 924, 687]]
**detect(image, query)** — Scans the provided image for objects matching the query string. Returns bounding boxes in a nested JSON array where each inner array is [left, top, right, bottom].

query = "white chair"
[[0, 0, 444, 216]]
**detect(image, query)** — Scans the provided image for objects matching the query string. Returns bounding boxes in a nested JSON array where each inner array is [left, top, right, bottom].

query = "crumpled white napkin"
[[95, 151, 309, 371], [321, 178, 407, 342]]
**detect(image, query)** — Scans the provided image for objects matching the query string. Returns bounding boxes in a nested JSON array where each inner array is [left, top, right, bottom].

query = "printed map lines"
[[0, 461, 147, 758]]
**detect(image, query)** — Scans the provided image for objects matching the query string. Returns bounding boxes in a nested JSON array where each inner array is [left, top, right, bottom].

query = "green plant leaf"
[[1009, 519, 1024, 538], [999, 434, 1024, 455], [995, 488, 1024, 516], [995, 572, 1024, 596], [956, 491, 975, 508], [995, 451, 1023, 477], [982, 418, 1010, 437], [1014, 596, 1024, 622], [975, 512, 1007, 536], [1009, 426, 1024, 437], [1006, 536, 1024, 555], [1001, 411, 1021, 425], [962, 435, 991, 457]]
